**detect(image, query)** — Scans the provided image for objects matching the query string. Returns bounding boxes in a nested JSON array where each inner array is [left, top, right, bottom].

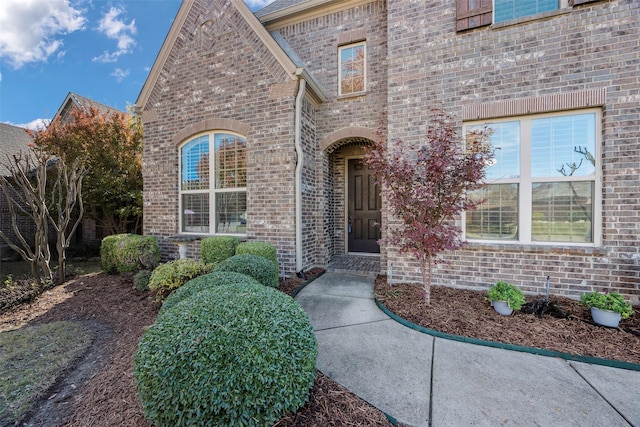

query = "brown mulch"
[[0, 270, 391, 427], [375, 275, 640, 365]]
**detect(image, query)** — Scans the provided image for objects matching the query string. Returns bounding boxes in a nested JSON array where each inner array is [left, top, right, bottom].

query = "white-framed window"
[[179, 131, 247, 234], [338, 41, 366, 96], [464, 109, 601, 245], [493, 0, 567, 23]]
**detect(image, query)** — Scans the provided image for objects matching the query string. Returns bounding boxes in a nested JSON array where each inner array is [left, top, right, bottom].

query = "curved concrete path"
[[295, 272, 640, 427]]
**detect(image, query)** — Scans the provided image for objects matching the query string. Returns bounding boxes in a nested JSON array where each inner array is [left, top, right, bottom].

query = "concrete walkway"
[[295, 272, 640, 427]]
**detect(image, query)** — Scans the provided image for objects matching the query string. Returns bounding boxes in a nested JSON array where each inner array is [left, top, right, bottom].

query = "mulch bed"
[[0, 270, 391, 427], [375, 275, 640, 365]]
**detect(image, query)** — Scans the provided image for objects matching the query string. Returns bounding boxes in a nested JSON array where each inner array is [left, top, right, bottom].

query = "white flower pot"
[[591, 307, 621, 328], [492, 300, 513, 316]]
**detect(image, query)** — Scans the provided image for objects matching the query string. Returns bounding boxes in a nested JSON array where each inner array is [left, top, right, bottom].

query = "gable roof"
[[0, 123, 33, 176], [53, 92, 122, 124], [136, 0, 326, 113], [255, 0, 312, 17], [256, 0, 370, 27]]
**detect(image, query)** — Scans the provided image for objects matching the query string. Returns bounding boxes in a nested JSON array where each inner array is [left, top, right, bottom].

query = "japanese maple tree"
[[364, 109, 494, 303]]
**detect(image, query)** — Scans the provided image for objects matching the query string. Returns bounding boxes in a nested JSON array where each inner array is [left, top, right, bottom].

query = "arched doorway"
[[324, 138, 381, 256]]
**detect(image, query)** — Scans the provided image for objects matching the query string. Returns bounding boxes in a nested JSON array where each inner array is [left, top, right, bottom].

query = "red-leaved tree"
[[364, 109, 494, 303]]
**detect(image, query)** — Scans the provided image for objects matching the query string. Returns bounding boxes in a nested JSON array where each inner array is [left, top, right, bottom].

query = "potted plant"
[[487, 281, 526, 316], [580, 291, 633, 328]]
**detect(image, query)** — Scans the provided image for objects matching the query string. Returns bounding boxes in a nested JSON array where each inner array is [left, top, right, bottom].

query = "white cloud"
[[93, 6, 136, 63], [16, 118, 51, 131], [111, 67, 130, 82], [0, 0, 86, 68]]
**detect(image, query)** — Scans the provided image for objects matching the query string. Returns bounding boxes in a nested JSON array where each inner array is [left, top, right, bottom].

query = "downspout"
[[294, 70, 306, 276]]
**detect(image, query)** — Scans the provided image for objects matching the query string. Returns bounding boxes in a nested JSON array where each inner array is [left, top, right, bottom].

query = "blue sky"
[[0, 0, 275, 129]]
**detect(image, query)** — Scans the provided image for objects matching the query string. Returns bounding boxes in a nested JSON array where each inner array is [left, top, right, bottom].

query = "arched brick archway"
[[318, 129, 381, 266], [319, 126, 377, 153]]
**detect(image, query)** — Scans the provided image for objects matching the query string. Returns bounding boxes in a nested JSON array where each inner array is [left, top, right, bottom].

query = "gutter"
[[294, 69, 306, 275]]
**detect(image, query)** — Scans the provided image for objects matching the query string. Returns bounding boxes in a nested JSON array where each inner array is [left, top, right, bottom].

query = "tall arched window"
[[179, 132, 247, 234]]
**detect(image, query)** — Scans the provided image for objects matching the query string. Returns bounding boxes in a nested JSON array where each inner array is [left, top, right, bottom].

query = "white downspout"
[[294, 72, 306, 275]]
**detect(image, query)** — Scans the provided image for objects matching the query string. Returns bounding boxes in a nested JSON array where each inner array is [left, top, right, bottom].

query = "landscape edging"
[[375, 298, 640, 372]]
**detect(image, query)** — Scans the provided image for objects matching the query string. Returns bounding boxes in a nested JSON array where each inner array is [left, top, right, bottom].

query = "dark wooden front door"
[[348, 159, 381, 253]]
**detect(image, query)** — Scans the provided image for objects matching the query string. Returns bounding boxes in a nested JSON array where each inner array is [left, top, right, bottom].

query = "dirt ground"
[[3, 271, 638, 426], [375, 275, 640, 365], [0, 271, 391, 427]]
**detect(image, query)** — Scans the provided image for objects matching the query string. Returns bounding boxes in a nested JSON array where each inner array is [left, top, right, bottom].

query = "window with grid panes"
[[338, 42, 366, 96], [465, 110, 600, 245], [180, 132, 247, 234]]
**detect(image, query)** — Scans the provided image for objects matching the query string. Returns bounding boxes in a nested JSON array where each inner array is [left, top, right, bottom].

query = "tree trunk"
[[419, 255, 431, 304]]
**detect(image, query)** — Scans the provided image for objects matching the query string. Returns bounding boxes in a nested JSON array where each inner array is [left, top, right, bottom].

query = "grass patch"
[[0, 321, 94, 425]]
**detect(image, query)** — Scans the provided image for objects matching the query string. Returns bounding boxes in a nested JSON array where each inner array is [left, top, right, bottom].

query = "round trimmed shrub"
[[159, 271, 259, 316], [148, 259, 213, 301], [213, 254, 278, 288], [235, 241, 279, 286], [134, 283, 318, 427], [201, 236, 241, 264]]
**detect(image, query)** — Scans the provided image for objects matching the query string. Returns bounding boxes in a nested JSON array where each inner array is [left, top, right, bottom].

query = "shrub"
[[100, 234, 125, 274], [133, 270, 152, 291], [487, 280, 526, 311], [201, 236, 241, 265], [159, 271, 259, 316], [235, 241, 279, 286], [148, 259, 213, 301], [134, 283, 317, 427], [213, 254, 278, 288], [580, 291, 634, 319], [102, 234, 160, 274]]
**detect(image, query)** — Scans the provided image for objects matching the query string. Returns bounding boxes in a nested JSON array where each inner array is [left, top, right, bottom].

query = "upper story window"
[[457, 0, 595, 31], [338, 42, 366, 96], [179, 132, 247, 235], [464, 109, 601, 245], [494, 0, 558, 23]]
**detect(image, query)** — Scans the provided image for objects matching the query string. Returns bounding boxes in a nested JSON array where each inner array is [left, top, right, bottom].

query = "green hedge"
[[159, 271, 260, 316], [235, 241, 279, 286], [100, 234, 124, 274], [134, 283, 317, 427], [100, 234, 160, 274], [201, 236, 241, 265], [213, 254, 278, 288], [148, 259, 213, 301]]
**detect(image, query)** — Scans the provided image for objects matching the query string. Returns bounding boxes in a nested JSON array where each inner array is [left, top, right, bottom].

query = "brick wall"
[[386, 0, 640, 301], [142, 0, 299, 271], [277, 0, 388, 267]]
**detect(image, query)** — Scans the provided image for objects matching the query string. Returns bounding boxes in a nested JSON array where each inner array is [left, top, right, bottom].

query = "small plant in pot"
[[580, 291, 633, 328], [487, 281, 526, 316]]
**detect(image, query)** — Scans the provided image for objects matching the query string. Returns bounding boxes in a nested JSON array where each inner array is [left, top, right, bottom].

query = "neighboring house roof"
[[53, 92, 123, 124], [0, 123, 33, 176], [136, 0, 326, 113]]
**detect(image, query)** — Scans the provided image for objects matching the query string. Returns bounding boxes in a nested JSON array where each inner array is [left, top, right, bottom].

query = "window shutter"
[[456, 0, 492, 32]]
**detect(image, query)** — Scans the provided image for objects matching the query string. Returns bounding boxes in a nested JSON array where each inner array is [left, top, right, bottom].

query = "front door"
[[348, 158, 381, 253]]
